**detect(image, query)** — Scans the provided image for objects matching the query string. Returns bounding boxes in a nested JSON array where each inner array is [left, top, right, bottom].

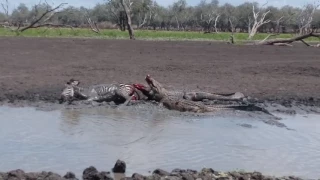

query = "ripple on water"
[[0, 106, 320, 178]]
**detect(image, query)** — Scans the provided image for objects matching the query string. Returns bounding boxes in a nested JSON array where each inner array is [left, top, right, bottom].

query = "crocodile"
[[134, 76, 245, 102], [141, 75, 258, 113], [143, 74, 276, 115]]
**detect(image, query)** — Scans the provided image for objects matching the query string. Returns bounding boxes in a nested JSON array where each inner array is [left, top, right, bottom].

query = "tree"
[[11, 3, 29, 25], [279, 5, 300, 33], [147, 1, 161, 30], [196, 0, 221, 32], [131, 0, 154, 28], [57, 6, 86, 27], [1, 0, 9, 22], [91, 3, 109, 23], [312, 8, 320, 31], [0, 12, 6, 22], [120, 0, 135, 39], [220, 3, 237, 32], [236, 2, 258, 33], [261, 6, 282, 33], [170, 0, 188, 30], [248, 2, 271, 39], [1, 0, 70, 32], [17, 2, 68, 32], [297, 1, 320, 35]]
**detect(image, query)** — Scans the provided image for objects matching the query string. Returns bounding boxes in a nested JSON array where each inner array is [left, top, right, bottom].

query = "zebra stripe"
[[60, 81, 137, 104], [91, 83, 134, 98], [118, 83, 135, 97], [92, 84, 118, 97], [59, 84, 75, 104]]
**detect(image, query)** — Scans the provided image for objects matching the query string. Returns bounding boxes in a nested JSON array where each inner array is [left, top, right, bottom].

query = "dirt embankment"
[[0, 37, 319, 107]]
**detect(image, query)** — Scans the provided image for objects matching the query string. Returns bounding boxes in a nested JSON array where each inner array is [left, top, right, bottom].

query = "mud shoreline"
[[1, 89, 319, 117], [0, 37, 319, 113]]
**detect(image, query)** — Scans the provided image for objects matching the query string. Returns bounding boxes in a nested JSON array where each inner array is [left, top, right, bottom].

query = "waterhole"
[[0, 105, 319, 179]]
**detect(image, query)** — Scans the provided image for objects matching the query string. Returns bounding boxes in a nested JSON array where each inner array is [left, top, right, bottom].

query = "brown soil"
[[0, 37, 319, 106]]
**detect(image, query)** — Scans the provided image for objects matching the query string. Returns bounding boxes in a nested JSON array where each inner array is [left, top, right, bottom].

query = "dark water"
[[0, 105, 320, 179]]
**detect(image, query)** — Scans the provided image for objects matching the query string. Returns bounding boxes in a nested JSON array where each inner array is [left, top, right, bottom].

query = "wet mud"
[[0, 37, 319, 106], [0, 37, 319, 127]]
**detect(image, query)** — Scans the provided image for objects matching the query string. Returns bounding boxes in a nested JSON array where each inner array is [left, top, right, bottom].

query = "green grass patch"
[[0, 27, 319, 42]]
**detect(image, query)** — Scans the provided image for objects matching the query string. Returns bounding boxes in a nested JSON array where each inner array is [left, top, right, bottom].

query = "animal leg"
[[122, 95, 134, 106]]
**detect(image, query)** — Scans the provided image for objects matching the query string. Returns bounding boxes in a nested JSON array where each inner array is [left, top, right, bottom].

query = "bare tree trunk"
[[138, 12, 148, 29], [274, 16, 284, 33], [298, 3, 319, 35], [228, 18, 234, 33], [214, 14, 220, 33], [247, 18, 252, 34], [119, 11, 127, 31], [85, 11, 100, 34], [120, 0, 135, 40], [252, 32, 320, 46], [175, 16, 180, 30], [248, 4, 271, 40]]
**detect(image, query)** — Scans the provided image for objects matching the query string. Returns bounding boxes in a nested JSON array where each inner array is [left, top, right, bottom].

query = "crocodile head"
[[133, 83, 148, 91], [133, 83, 155, 99], [145, 75, 169, 99]]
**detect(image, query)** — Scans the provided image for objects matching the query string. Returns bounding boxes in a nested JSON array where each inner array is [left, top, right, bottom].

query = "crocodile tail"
[[207, 104, 273, 115], [206, 104, 248, 111], [231, 104, 274, 115]]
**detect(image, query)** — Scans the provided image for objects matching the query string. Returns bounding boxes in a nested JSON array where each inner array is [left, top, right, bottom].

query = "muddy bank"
[[0, 37, 319, 110], [0, 161, 312, 180], [1, 94, 320, 119]]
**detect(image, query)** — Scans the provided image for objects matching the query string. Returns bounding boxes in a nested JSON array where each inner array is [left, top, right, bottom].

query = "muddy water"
[[0, 105, 320, 179]]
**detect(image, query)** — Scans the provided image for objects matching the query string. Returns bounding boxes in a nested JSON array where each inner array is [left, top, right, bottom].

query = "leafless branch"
[[261, 1, 269, 8], [29, 23, 74, 29], [276, 16, 284, 23], [84, 11, 100, 34], [258, 34, 279, 43], [214, 14, 220, 33], [138, 12, 148, 28], [273, 43, 293, 47], [297, 2, 320, 35], [248, 3, 271, 39], [253, 32, 320, 46], [19, 3, 68, 32], [300, 39, 311, 46], [1, 0, 8, 15], [228, 18, 234, 33]]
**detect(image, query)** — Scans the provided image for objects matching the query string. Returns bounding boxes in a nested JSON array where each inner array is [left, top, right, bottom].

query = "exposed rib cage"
[[87, 83, 135, 102]]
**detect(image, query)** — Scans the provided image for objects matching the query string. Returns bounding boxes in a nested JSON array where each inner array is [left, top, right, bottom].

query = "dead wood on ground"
[[253, 32, 320, 47]]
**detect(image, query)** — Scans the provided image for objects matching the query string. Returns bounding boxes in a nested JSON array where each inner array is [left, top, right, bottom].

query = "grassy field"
[[0, 27, 319, 42]]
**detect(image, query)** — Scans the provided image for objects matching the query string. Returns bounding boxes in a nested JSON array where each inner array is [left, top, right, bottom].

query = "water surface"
[[0, 105, 319, 179]]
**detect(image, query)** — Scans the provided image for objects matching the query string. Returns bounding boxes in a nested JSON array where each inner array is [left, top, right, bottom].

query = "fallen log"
[[254, 32, 320, 46]]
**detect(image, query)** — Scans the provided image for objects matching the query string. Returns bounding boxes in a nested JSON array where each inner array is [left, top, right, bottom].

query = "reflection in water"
[[0, 106, 320, 179]]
